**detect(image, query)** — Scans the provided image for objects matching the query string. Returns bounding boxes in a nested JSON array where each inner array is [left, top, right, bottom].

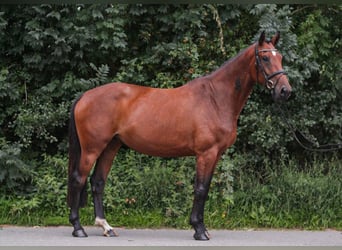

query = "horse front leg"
[[190, 149, 220, 240], [190, 179, 211, 240]]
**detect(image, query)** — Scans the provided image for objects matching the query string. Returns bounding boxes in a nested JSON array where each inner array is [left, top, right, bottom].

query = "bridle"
[[255, 44, 287, 90]]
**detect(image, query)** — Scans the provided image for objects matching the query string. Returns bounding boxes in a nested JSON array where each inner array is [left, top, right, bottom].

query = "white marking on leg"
[[95, 217, 118, 236], [272, 50, 276, 56]]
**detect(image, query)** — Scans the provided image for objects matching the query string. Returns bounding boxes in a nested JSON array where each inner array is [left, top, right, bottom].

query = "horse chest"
[[195, 121, 237, 152], [216, 125, 237, 148]]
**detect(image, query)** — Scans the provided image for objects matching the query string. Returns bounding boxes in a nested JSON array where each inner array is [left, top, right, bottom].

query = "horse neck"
[[207, 47, 255, 119]]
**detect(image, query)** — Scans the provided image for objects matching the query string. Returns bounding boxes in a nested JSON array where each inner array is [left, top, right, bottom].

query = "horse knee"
[[194, 185, 209, 201]]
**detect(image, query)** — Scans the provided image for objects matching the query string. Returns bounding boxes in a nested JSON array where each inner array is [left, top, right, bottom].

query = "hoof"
[[72, 228, 88, 237], [194, 230, 210, 241], [104, 229, 119, 237]]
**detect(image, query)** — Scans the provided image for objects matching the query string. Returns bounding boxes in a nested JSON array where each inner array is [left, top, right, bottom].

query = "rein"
[[255, 45, 287, 90], [276, 103, 342, 152]]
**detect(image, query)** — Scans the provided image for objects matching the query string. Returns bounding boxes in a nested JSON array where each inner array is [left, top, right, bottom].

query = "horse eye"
[[262, 56, 269, 62]]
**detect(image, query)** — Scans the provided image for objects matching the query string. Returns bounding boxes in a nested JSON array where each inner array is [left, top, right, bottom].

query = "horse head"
[[254, 31, 292, 102]]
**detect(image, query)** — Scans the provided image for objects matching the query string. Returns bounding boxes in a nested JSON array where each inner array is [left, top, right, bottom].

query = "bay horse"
[[67, 31, 292, 240]]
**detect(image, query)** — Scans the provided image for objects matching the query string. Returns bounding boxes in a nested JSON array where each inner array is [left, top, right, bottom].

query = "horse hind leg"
[[68, 96, 98, 237], [69, 177, 87, 237], [68, 152, 98, 237], [90, 137, 122, 237]]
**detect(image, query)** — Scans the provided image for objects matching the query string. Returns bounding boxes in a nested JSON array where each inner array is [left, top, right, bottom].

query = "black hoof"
[[194, 230, 210, 241], [72, 228, 88, 237], [104, 229, 118, 237]]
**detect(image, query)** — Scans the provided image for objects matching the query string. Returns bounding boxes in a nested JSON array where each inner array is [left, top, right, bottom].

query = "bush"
[[0, 139, 33, 194], [0, 4, 341, 229]]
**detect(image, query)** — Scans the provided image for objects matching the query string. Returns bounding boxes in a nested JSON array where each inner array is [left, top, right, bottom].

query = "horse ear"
[[271, 31, 280, 46], [258, 31, 266, 46]]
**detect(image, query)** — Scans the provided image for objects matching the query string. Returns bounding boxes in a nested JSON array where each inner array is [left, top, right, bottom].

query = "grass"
[[0, 156, 341, 230]]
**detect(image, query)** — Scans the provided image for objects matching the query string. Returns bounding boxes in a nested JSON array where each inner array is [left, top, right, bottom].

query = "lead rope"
[[276, 103, 342, 152]]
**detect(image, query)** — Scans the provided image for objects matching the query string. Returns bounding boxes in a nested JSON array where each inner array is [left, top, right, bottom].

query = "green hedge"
[[0, 4, 341, 228]]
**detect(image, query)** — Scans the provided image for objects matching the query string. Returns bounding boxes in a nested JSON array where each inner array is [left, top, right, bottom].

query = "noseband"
[[255, 45, 287, 90]]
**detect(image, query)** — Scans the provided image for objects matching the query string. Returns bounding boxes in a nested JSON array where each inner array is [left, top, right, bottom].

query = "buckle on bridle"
[[266, 79, 274, 90]]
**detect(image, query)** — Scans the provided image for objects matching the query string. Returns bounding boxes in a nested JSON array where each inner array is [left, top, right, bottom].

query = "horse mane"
[[210, 42, 254, 76]]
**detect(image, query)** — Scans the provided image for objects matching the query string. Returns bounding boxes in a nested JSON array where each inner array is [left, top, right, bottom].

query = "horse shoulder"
[[184, 78, 238, 152]]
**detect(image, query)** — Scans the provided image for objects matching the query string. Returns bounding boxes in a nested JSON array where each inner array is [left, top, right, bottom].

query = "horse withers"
[[67, 31, 292, 240]]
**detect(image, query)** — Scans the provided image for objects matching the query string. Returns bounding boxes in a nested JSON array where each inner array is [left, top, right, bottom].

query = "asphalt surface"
[[0, 226, 341, 246]]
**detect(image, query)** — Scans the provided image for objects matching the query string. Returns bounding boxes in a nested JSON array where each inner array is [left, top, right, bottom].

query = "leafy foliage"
[[0, 139, 32, 193], [0, 4, 340, 228]]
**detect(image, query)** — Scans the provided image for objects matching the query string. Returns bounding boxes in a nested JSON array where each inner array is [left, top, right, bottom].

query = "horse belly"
[[124, 140, 195, 157], [118, 121, 195, 157]]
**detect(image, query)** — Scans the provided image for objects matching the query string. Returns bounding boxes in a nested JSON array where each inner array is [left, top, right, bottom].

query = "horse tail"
[[67, 95, 88, 208]]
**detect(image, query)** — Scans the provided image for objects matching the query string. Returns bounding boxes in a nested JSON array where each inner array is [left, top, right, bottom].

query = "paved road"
[[0, 226, 341, 246]]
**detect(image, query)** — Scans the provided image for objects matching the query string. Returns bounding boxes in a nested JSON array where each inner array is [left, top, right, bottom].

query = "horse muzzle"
[[272, 84, 292, 102]]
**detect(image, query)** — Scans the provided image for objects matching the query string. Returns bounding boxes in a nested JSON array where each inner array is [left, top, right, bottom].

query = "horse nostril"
[[280, 87, 288, 96], [280, 87, 286, 94], [279, 86, 291, 101]]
